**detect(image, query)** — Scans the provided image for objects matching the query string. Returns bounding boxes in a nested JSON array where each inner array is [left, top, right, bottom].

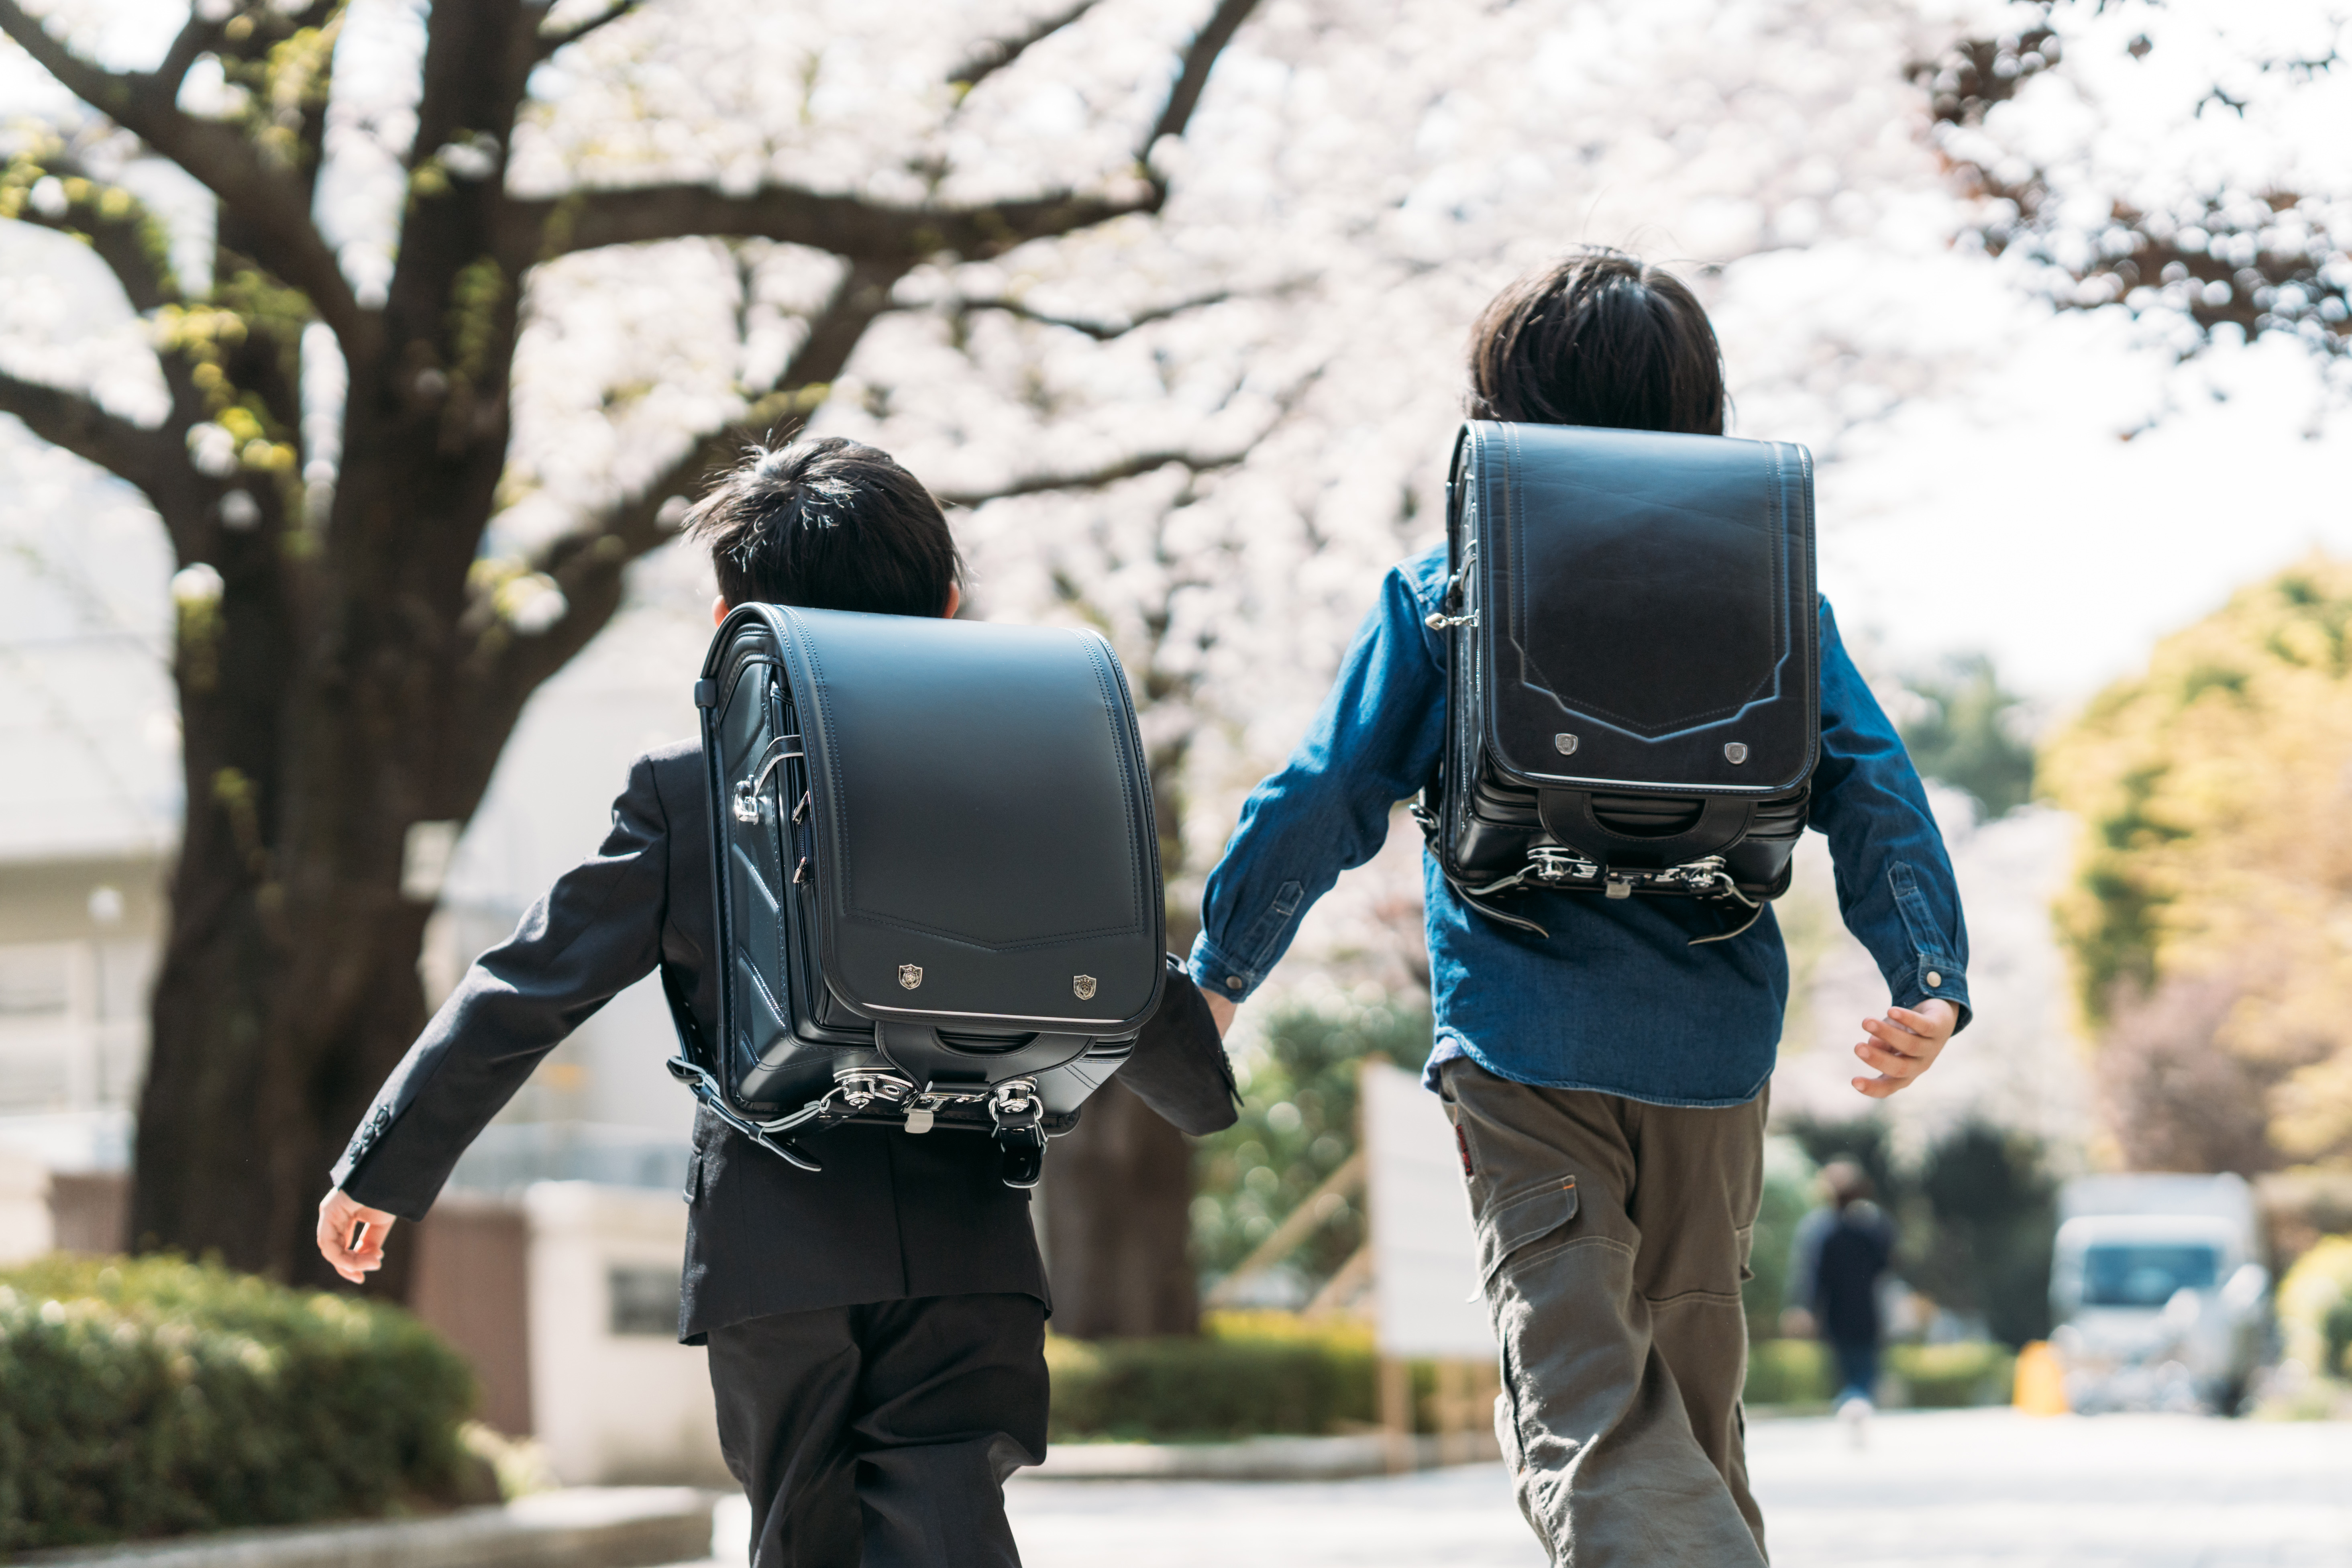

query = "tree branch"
[[935, 447, 1247, 508], [4, 150, 183, 312], [950, 287, 1234, 341], [524, 0, 1264, 266], [935, 360, 1323, 508], [0, 0, 372, 356], [534, 0, 644, 61], [151, 11, 222, 100], [463, 259, 912, 713], [0, 367, 212, 529], [520, 181, 1152, 264], [947, 1, 1098, 93], [1140, 0, 1264, 160]]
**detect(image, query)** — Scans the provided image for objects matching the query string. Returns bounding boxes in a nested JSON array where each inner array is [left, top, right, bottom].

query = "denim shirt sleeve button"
[[1225, 975, 1244, 991], [1926, 970, 1943, 988]]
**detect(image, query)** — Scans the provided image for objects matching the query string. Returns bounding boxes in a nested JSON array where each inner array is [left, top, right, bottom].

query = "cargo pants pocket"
[[1478, 1177, 1582, 1294]]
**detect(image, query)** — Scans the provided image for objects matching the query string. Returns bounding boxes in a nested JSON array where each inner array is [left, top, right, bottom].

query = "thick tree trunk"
[[135, 866, 435, 1295], [85, 0, 1260, 1302], [1042, 1080, 1200, 1338], [131, 421, 508, 1292], [1039, 736, 1205, 1337], [129, 0, 545, 1294]]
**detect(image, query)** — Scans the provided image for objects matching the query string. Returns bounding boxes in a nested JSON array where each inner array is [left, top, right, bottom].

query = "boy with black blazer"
[[317, 437, 1228, 1568]]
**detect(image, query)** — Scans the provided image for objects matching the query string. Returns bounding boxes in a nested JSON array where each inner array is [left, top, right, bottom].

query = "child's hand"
[[1205, 991, 1237, 1038], [316, 1187, 397, 1284], [1850, 999, 1957, 1099]]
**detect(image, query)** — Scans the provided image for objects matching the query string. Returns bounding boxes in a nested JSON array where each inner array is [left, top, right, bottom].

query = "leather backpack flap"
[[1468, 421, 1818, 801], [769, 605, 1166, 1038]]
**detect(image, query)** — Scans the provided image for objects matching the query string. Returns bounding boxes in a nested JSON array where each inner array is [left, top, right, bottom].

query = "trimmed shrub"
[[1743, 1339, 2012, 1408], [1047, 1311, 2016, 1436], [1049, 1313, 1377, 1440], [1887, 1342, 2014, 1407], [2279, 1235, 2352, 1378], [0, 1255, 479, 1551], [1743, 1338, 1832, 1406]]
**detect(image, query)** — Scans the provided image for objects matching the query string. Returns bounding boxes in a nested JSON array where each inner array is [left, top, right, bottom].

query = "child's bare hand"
[[1850, 999, 1957, 1099], [1205, 991, 1237, 1038], [316, 1188, 396, 1284]]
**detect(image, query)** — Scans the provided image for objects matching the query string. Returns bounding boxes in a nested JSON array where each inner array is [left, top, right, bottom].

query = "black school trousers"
[[706, 1293, 1049, 1568]]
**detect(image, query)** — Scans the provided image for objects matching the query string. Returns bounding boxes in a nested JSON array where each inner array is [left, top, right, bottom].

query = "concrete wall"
[[0, 1149, 53, 1264], [414, 1195, 536, 1438], [523, 1182, 729, 1487], [0, 850, 163, 1120]]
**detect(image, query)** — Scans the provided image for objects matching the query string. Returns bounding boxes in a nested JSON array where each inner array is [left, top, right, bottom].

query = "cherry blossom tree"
[[1912, 1, 2350, 375], [8, 0, 2345, 1319], [0, 0, 1261, 1290]]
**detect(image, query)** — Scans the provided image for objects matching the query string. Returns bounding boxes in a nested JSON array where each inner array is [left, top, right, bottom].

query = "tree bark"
[[1037, 585, 1210, 1336], [1042, 1081, 1200, 1338]]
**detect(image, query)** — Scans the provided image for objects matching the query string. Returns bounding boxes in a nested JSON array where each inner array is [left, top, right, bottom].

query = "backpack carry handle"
[[1537, 790, 1755, 871], [874, 1022, 1095, 1089]]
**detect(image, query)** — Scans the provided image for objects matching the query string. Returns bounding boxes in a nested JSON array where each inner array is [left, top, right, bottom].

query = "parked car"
[[2049, 1173, 2270, 1415]]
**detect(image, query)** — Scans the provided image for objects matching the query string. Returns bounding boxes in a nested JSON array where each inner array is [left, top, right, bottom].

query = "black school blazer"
[[334, 740, 1051, 1343]]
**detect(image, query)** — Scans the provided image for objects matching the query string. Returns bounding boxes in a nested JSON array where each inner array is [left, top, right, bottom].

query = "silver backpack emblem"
[[898, 964, 923, 990], [1072, 975, 1097, 1001]]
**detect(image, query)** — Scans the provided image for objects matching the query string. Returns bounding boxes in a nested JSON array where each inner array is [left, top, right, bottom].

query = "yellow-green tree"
[[2043, 557, 2352, 1172]]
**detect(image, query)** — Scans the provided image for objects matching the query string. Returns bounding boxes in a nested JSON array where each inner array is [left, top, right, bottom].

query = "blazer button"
[[1926, 970, 1943, 988]]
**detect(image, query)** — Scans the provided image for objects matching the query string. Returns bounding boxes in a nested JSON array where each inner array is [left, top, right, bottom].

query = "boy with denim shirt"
[[1190, 253, 1969, 1566]]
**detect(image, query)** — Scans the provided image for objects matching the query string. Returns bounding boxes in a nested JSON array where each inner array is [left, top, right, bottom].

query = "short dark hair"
[[1467, 250, 1726, 435], [1823, 1160, 1873, 1211], [683, 436, 962, 616]]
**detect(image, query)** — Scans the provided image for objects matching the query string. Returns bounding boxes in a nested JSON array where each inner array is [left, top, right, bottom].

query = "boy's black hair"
[[683, 436, 962, 616], [1468, 250, 1726, 435]]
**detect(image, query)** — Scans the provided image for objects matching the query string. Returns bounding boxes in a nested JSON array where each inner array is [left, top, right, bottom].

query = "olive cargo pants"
[[1439, 1060, 1769, 1567]]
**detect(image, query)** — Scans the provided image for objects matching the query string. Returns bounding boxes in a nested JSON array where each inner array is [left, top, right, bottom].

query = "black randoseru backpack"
[[1414, 420, 1818, 943], [666, 603, 1167, 1188]]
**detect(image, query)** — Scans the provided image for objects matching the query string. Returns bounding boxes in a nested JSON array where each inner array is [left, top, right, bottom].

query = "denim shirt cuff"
[[1895, 956, 1972, 1035], [1187, 934, 1263, 1006]]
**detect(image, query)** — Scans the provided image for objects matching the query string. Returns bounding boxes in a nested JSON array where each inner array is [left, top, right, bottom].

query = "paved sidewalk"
[[1005, 1411, 2352, 1568], [685, 1410, 2352, 1568]]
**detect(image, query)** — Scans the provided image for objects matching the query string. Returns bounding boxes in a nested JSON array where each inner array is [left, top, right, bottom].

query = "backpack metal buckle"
[[1528, 846, 1598, 883], [731, 735, 804, 823]]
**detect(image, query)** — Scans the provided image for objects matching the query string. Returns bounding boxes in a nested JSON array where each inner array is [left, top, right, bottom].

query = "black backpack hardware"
[[1413, 420, 1818, 944], [666, 603, 1167, 1188]]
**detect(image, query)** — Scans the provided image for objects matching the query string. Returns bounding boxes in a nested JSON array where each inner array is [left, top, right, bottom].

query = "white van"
[[2049, 1174, 2270, 1414]]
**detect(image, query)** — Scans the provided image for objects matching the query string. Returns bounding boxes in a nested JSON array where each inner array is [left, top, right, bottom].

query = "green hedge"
[[1050, 1313, 1379, 1440], [1743, 1339, 1833, 1406], [1742, 1338, 2014, 1408], [1050, 1316, 2015, 1438], [0, 1255, 480, 1552], [1891, 1341, 2015, 1407]]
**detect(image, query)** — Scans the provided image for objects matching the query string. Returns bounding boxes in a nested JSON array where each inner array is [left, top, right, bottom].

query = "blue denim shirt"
[[1186, 542, 1971, 1108]]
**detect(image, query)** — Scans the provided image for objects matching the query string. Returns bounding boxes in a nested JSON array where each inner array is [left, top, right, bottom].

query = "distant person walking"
[[1787, 1160, 1898, 1433]]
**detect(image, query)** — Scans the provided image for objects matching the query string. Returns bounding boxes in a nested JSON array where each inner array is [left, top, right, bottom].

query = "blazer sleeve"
[[332, 754, 673, 1219]]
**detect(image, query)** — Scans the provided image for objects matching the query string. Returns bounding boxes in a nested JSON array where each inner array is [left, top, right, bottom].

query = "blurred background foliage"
[[1779, 1115, 2060, 1350], [2042, 557, 2352, 1171], [1049, 1311, 1379, 1441], [2277, 1236, 2352, 1382], [1897, 655, 2038, 821], [1191, 997, 1429, 1299], [1188, 999, 2061, 1356]]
